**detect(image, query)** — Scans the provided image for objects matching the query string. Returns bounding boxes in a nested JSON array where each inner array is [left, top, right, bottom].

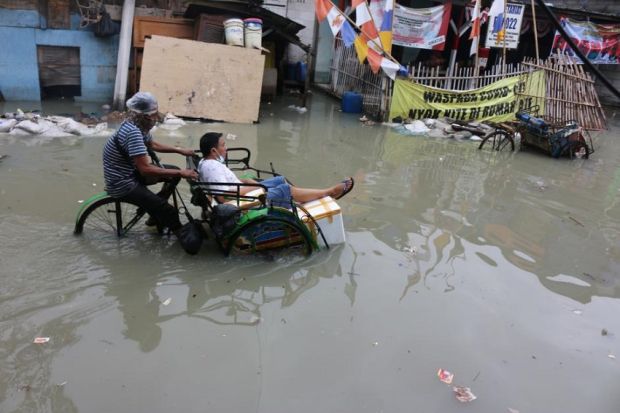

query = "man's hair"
[[200, 132, 224, 156]]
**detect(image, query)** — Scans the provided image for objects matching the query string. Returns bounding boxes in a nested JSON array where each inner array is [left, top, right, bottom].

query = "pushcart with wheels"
[[478, 106, 594, 159]]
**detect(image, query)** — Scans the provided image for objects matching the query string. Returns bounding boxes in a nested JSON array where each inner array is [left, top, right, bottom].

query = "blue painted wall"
[[0, 9, 118, 102]]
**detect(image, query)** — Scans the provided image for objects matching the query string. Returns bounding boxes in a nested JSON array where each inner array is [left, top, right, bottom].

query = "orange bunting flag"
[[367, 48, 383, 74], [315, 0, 331, 22]]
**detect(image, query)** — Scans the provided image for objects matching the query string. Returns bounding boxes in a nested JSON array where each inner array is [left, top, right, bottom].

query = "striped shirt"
[[103, 121, 152, 197]]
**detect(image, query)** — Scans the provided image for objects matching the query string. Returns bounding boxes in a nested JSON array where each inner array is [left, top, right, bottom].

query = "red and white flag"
[[352, 0, 383, 53], [326, 6, 345, 36], [469, 0, 481, 56]]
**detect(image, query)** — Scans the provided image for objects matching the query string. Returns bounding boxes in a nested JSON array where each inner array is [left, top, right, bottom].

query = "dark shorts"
[[261, 176, 292, 208]]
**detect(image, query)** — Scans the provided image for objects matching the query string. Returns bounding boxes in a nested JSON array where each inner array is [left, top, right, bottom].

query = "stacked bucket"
[[223, 18, 262, 49]]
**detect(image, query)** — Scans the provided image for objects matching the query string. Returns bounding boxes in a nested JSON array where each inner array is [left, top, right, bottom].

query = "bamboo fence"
[[328, 39, 606, 129]]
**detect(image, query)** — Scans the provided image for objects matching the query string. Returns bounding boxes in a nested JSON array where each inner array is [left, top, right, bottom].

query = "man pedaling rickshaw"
[[102, 92, 198, 241]]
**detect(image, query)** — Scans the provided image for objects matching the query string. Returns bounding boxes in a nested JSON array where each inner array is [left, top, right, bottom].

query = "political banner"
[[392, 3, 452, 50], [550, 17, 620, 64], [485, 3, 525, 49], [389, 70, 545, 123]]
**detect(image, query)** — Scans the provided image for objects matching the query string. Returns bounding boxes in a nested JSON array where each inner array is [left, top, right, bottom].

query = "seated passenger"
[[197, 132, 354, 207]]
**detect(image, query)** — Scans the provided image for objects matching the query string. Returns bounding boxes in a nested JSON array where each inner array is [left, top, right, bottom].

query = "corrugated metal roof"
[[184, 0, 308, 50]]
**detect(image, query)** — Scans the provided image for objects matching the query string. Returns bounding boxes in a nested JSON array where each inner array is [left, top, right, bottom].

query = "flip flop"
[[336, 177, 354, 200]]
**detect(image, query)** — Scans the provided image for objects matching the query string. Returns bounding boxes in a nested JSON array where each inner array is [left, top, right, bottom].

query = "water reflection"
[[349, 128, 620, 303], [95, 241, 347, 351]]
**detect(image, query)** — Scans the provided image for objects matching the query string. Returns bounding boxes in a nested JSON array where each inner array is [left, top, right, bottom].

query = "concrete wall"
[[284, 0, 314, 64], [0, 9, 118, 102]]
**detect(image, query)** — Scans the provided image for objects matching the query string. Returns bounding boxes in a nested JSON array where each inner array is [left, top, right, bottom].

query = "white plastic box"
[[297, 196, 346, 247]]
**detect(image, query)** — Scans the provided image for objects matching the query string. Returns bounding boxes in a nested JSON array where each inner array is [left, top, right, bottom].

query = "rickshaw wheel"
[[74, 197, 147, 238], [224, 215, 314, 257], [565, 140, 590, 159], [479, 131, 515, 152]]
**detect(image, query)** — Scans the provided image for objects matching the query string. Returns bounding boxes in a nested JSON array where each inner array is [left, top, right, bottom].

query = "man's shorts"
[[261, 176, 292, 208]]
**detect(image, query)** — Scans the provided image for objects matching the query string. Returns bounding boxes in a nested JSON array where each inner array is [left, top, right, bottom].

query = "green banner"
[[389, 70, 545, 123]]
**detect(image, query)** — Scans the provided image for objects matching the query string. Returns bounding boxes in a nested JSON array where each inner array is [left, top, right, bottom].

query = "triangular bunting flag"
[[315, 0, 331, 22], [367, 48, 382, 74], [354, 35, 369, 64], [380, 58, 400, 80], [341, 20, 356, 47], [326, 7, 345, 36]]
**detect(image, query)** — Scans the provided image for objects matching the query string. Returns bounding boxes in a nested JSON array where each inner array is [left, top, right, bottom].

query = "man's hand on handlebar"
[[180, 169, 199, 180]]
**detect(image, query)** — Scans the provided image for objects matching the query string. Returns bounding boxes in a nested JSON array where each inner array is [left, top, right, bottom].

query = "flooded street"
[[1, 93, 619, 412]]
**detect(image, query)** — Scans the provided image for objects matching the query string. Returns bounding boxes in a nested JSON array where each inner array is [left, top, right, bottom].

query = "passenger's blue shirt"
[[103, 121, 152, 197]]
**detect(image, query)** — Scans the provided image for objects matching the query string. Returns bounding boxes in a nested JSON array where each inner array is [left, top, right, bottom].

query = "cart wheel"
[[74, 197, 147, 238], [225, 215, 314, 257], [478, 131, 515, 152], [565, 140, 590, 159]]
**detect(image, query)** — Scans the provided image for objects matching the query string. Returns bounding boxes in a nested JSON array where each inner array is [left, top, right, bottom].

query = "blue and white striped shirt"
[[103, 121, 152, 197]]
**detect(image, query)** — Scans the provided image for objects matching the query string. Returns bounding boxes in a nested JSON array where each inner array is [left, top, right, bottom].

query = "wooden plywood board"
[[140, 35, 265, 123], [133, 17, 194, 48]]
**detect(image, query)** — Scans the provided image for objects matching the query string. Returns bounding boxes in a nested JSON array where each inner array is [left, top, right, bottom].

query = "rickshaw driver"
[[102, 92, 198, 236], [198, 132, 354, 207]]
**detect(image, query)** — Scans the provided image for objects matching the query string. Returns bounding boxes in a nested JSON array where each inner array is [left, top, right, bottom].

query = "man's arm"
[[149, 140, 194, 157], [134, 154, 197, 179]]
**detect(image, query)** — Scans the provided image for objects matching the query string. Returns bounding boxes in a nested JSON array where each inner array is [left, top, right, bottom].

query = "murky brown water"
[[1, 94, 619, 413]]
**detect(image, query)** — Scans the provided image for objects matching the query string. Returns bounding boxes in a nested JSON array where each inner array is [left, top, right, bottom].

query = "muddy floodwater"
[[0, 94, 619, 413]]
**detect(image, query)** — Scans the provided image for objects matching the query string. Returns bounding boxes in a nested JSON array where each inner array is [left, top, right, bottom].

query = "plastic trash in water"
[[453, 386, 476, 402], [162, 298, 172, 306], [33, 337, 50, 344], [403, 120, 430, 135], [288, 105, 307, 114], [437, 369, 454, 384]]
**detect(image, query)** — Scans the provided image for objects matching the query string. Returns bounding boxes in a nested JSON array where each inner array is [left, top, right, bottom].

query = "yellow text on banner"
[[389, 70, 545, 123]]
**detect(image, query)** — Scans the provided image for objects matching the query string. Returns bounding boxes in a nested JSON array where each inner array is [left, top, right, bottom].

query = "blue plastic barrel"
[[286, 63, 297, 81], [296, 62, 307, 82], [342, 92, 363, 113]]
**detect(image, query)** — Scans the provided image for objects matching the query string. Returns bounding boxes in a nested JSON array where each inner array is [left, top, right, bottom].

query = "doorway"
[[37, 46, 82, 99]]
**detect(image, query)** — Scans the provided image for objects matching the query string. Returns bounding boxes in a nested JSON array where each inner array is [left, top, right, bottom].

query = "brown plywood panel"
[[140, 36, 265, 123], [48, 0, 70, 29], [133, 16, 194, 48]]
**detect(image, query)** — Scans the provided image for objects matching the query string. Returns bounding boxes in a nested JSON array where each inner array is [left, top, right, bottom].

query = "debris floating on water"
[[608, 354, 616, 360], [601, 328, 608, 336], [453, 386, 476, 402], [572, 309, 583, 315], [162, 298, 172, 306], [33, 337, 50, 344], [437, 368, 454, 384], [288, 105, 307, 114]]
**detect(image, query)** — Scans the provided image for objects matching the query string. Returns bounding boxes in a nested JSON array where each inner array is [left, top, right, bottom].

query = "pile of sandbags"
[[1, 110, 109, 137]]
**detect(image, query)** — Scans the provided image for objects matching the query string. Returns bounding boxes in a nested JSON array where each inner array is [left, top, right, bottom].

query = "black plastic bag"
[[211, 204, 241, 238], [94, 9, 120, 38], [178, 221, 204, 255]]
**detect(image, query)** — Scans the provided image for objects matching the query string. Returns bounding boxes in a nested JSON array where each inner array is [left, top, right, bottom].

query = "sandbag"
[[178, 221, 204, 255], [0, 119, 17, 132]]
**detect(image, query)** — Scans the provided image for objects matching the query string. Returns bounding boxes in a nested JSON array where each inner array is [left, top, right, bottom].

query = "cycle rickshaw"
[[477, 106, 594, 159], [74, 147, 342, 256]]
